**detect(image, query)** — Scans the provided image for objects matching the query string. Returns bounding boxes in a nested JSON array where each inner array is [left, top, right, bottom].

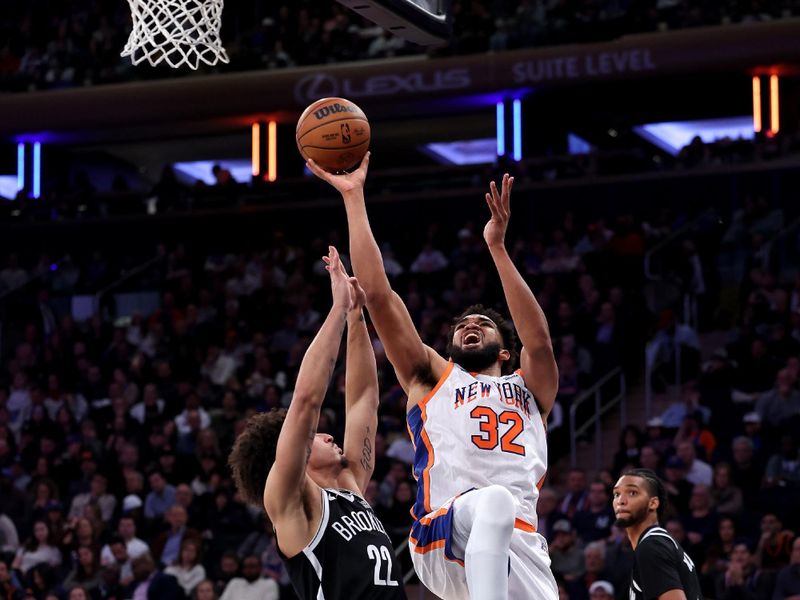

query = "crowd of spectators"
[[0, 185, 664, 598], [1, 0, 798, 92], [538, 224, 800, 599]]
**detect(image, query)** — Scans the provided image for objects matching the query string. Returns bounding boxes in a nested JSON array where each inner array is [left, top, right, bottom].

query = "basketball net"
[[121, 0, 229, 69]]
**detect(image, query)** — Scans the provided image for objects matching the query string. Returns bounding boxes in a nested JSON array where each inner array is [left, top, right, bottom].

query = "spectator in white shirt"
[[676, 441, 713, 487], [69, 473, 117, 522], [220, 555, 278, 600], [164, 538, 206, 596], [410, 243, 448, 274], [11, 520, 62, 575], [129, 384, 165, 426], [100, 516, 149, 569], [174, 394, 211, 436]]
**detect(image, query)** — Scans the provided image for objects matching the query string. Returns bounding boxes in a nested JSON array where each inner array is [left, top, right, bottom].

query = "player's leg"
[[451, 485, 516, 600], [508, 528, 559, 600]]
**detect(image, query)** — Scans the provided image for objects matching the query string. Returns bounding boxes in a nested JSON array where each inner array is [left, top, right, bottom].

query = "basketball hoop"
[[121, 0, 229, 69]]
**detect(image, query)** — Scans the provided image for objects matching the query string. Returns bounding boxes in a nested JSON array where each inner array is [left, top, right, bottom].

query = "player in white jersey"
[[307, 153, 559, 600]]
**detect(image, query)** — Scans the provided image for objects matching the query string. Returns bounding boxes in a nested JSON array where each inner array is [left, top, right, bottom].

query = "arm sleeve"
[[636, 539, 684, 600]]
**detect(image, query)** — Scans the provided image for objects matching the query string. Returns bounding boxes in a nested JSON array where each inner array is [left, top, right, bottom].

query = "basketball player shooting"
[[228, 246, 407, 600], [307, 153, 559, 600], [613, 469, 703, 600]]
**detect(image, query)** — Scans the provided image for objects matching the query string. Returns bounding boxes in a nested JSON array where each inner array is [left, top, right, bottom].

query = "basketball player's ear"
[[499, 349, 511, 362], [649, 496, 659, 515]]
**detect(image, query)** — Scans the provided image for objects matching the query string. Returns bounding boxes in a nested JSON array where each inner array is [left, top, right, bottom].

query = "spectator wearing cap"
[[573, 481, 615, 543], [741, 411, 766, 455], [144, 469, 176, 521], [549, 519, 585, 581], [755, 369, 800, 430], [121, 493, 145, 524], [69, 473, 116, 522], [773, 537, 800, 599], [100, 516, 149, 569], [589, 580, 614, 600], [677, 441, 713, 487], [663, 455, 693, 516]]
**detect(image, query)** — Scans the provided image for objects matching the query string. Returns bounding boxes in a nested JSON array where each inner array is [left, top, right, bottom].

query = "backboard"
[[335, 0, 452, 46]]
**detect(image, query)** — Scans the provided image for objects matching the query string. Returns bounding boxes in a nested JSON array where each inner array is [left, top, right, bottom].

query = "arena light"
[[752, 76, 762, 133], [423, 138, 497, 165], [33, 142, 41, 199], [17, 143, 24, 193], [0, 176, 19, 200], [267, 121, 277, 182], [633, 117, 754, 156], [769, 75, 780, 134], [512, 99, 522, 161], [496, 102, 505, 157], [567, 133, 593, 155], [251, 123, 260, 177]]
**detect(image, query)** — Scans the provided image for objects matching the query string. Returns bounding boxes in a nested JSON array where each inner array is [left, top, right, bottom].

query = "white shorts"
[[408, 489, 558, 600]]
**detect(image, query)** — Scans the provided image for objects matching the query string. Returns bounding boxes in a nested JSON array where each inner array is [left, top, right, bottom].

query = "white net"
[[121, 0, 229, 69]]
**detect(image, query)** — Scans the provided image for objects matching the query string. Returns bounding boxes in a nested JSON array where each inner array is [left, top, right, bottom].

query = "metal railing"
[[569, 367, 627, 470]]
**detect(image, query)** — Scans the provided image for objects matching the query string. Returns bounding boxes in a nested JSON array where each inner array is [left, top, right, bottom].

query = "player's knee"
[[475, 485, 516, 531]]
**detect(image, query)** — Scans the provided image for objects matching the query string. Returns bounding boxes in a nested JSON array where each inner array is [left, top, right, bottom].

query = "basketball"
[[296, 97, 371, 172]]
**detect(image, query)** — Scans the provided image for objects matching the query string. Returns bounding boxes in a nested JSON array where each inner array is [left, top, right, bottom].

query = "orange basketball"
[[296, 97, 370, 172]]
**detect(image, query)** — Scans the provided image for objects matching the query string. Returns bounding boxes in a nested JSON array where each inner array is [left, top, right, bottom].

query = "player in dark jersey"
[[612, 468, 702, 600], [228, 247, 406, 600]]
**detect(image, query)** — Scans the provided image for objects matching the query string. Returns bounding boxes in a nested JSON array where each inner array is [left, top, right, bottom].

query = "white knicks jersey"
[[406, 361, 548, 530]]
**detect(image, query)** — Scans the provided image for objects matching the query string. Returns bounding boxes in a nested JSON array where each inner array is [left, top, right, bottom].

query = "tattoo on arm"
[[359, 425, 373, 471]]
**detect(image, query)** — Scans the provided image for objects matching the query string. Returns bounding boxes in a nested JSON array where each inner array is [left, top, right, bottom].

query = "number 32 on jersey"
[[470, 406, 525, 456]]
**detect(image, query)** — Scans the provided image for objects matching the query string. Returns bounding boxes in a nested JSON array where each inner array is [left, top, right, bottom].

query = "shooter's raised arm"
[[306, 153, 447, 395], [483, 174, 558, 417]]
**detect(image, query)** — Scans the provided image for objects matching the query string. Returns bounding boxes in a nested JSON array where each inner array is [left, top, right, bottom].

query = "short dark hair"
[[228, 409, 287, 506], [624, 468, 667, 520], [446, 304, 519, 375]]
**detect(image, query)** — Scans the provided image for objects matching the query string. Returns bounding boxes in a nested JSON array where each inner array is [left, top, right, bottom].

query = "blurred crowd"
[[1, 0, 798, 91], [0, 189, 666, 599]]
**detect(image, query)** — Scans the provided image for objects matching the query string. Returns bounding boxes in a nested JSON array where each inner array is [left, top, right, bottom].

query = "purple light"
[[50, 263, 58, 272]]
